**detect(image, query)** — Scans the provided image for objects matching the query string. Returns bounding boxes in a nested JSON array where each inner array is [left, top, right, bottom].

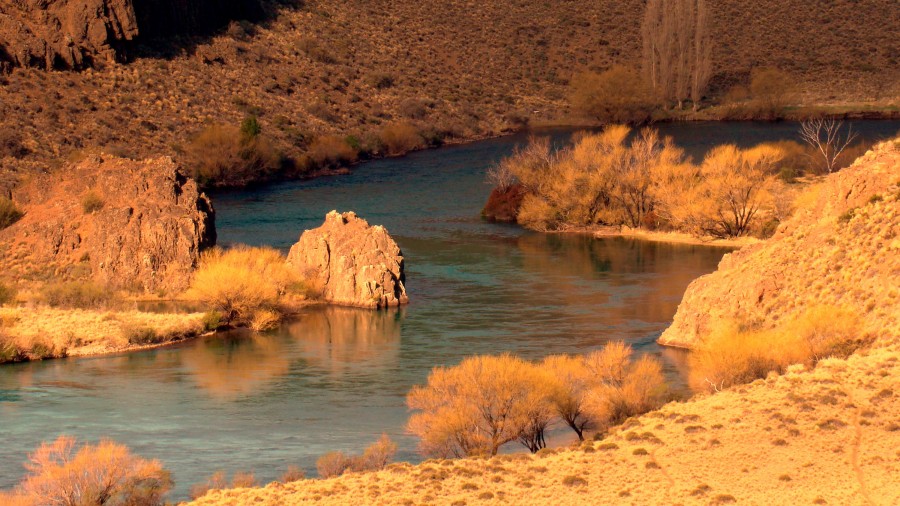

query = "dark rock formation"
[[286, 211, 408, 309], [0, 153, 215, 292], [0, 0, 266, 70], [482, 183, 525, 223]]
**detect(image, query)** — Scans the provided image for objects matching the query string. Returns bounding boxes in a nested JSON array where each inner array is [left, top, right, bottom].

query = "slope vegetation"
[[1, 0, 898, 192]]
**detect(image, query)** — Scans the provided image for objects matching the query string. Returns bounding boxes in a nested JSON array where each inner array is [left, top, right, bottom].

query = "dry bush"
[[749, 68, 795, 119], [407, 354, 553, 457], [41, 281, 115, 309], [659, 144, 782, 238], [689, 306, 863, 392], [249, 309, 281, 331], [230, 471, 257, 488], [2, 436, 171, 506], [279, 465, 306, 483], [379, 122, 424, 155], [582, 342, 667, 428], [189, 470, 257, 499], [316, 452, 353, 479], [80, 190, 105, 214], [569, 66, 657, 123], [183, 124, 280, 186], [757, 140, 810, 181], [307, 134, 358, 168], [0, 196, 24, 230], [187, 246, 299, 324], [541, 354, 593, 441]]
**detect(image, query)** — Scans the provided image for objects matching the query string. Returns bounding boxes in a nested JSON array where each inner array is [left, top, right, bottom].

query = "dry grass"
[[187, 343, 900, 505], [0, 306, 206, 362]]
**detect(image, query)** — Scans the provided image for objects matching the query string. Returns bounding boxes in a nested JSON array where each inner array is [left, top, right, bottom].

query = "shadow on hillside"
[[124, 0, 304, 61]]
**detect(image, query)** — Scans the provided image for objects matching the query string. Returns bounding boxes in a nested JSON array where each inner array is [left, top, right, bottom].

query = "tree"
[[406, 354, 552, 457], [542, 354, 594, 441], [749, 68, 795, 119], [4, 436, 171, 506], [799, 117, 859, 174], [642, 0, 712, 110], [582, 342, 667, 428], [697, 144, 781, 238], [569, 66, 655, 123]]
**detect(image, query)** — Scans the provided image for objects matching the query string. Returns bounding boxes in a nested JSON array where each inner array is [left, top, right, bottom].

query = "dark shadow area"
[[124, 0, 304, 60]]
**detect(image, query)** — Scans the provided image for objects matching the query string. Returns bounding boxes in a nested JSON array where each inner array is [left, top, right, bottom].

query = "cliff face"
[[0, 153, 215, 293], [0, 0, 262, 70], [658, 139, 900, 349]]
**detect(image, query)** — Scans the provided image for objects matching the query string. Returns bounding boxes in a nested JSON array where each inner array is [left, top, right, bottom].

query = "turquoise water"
[[1, 121, 897, 498]]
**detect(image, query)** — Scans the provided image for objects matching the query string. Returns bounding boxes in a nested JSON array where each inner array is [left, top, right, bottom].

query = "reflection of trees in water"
[[180, 331, 290, 399], [516, 233, 726, 324], [285, 307, 402, 378]]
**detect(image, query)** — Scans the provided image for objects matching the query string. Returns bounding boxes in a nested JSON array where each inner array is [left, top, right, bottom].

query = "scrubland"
[[1, 0, 897, 191]]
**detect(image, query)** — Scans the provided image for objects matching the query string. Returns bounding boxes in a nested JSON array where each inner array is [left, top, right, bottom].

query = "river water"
[[1, 121, 897, 497]]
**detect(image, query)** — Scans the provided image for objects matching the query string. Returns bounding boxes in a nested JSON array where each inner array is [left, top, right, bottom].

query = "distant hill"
[[0, 0, 897, 191]]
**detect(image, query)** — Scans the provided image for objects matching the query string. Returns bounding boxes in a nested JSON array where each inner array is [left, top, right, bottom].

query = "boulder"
[[286, 211, 408, 309], [0, 153, 215, 292], [658, 140, 900, 349]]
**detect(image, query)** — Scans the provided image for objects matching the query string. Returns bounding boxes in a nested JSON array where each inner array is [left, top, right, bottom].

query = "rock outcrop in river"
[[658, 139, 900, 349], [0, 153, 215, 293], [287, 211, 408, 309]]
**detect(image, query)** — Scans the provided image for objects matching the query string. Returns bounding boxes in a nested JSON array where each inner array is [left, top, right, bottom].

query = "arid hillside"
[[659, 138, 900, 349], [1, 0, 898, 192]]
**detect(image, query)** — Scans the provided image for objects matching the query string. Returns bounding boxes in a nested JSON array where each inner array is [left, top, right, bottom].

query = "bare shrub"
[[353, 433, 398, 472], [582, 342, 667, 428], [316, 452, 353, 478], [189, 470, 256, 499], [0, 281, 17, 305], [0, 197, 24, 230], [3, 436, 171, 506], [542, 354, 594, 441], [799, 118, 859, 174], [187, 246, 299, 324], [279, 465, 306, 483], [379, 122, 424, 155], [569, 67, 656, 123], [249, 309, 281, 331], [307, 134, 358, 168]]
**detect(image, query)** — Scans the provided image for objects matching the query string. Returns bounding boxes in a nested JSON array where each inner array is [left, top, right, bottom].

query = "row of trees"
[[493, 125, 784, 237], [406, 343, 667, 458]]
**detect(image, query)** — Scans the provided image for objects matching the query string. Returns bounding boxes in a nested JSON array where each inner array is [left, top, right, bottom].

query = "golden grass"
[[0, 306, 205, 361]]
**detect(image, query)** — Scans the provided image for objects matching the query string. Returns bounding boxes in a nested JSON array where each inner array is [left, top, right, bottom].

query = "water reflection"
[[286, 307, 402, 378], [181, 331, 291, 399]]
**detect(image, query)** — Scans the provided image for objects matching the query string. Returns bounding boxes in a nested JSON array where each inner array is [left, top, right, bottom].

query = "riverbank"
[[551, 225, 758, 249]]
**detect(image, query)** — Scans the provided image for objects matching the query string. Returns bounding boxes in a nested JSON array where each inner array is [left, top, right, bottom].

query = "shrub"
[[307, 135, 358, 168], [189, 471, 228, 500], [4, 436, 171, 506], [368, 72, 396, 89], [569, 66, 657, 124], [249, 309, 281, 331], [123, 325, 161, 345], [188, 246, 298, 323], [0, 127, 28, 158], [0, 281, 16, 305], [201, 310, 222, 331], [0, 197, 24, 230], [316, 451, 353, 479], [378, 122, 424, 155], [279, 465, 305, 483], [749, 68, 795, 119], [581, 342, 667, 428], [0, 332, 27, 363], [689, 306, 862, 392], [183, 124, 280, 186], [80, 191, 105, 214], [41, 281, 114, 309]]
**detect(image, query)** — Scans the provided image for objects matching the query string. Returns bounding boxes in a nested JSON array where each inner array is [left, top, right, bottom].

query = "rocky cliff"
[[287, 211, 408, 309], [0, 0, 263, 70], [0, 153, 215, 292], [658, 139, 900, 349]]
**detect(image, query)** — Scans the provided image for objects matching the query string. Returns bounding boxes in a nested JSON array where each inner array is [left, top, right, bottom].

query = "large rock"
[[0, 153, 215, 292], [658, 139, 900, 349], [287, 211, 408, 309]]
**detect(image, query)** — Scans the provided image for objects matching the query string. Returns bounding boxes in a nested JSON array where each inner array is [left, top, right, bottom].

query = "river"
[[1, 120, 897, 498]]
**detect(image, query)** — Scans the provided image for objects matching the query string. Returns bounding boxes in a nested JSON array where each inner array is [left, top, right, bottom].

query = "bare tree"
[[799, 118, 859, 174], [642, 0, 712, 110]]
